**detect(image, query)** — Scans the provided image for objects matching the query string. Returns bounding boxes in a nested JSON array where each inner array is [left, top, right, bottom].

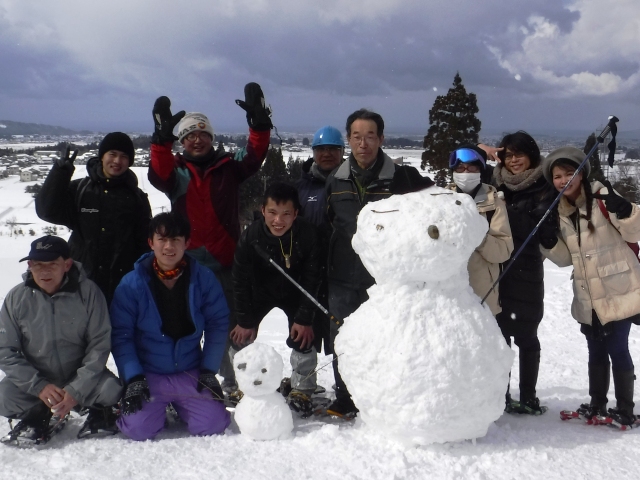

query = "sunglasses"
[[448, 148, 486, 170]]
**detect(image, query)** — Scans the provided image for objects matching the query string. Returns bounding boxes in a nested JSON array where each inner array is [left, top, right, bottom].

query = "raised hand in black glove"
[[593, 180, 633, 219], [152, 96, 186, 144], [235, 82, 273, 131], [56, 147, 78, 170], [122, 375, 150, 416], [537, 206, 559, 249], [196, 370, 224, 401]]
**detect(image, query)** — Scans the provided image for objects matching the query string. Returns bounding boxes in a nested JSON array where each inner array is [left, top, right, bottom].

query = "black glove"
[[537, 206, 559, 249], [235, 82, 273, 131], [122, 375, 150, 416], [196, 370, 224, 401], [152, 96, 186, 144], [56, 147, 78, 170], [593, 180, 633, 219]]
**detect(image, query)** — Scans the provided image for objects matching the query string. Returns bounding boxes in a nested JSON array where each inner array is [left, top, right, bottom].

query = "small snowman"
[[335, 187, 514, 446], [233, 342, 294, 440]]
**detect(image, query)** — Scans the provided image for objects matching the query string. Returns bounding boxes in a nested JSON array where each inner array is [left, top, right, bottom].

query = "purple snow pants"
[[117, 370, 230, 441]]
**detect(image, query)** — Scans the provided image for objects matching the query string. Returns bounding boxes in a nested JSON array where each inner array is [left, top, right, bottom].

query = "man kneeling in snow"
[[0, 236, 122, 447], [110, 212, 230, 441]]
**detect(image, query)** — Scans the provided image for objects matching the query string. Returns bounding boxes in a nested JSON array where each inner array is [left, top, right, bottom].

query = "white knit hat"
[[177, 112, 215, 142]]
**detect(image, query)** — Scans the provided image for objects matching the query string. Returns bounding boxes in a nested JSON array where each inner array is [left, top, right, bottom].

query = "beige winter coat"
[[542, 181, 640, 325], [447, 183, 514, 315]]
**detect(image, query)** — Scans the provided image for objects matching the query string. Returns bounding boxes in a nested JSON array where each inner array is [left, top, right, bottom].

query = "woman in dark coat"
[[486, 131, 554, 415]]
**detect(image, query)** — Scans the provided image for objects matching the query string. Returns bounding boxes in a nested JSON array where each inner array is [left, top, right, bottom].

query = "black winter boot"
[[587, 363, 610, 416], [77, 405, 119, 439], [608, 369, 635, 425]]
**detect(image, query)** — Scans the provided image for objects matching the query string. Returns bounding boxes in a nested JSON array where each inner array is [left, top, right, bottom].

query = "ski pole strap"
[[252, 243, 343, 327]]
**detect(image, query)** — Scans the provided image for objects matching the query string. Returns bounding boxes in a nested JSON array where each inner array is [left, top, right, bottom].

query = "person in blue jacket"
[[110, 212, 230, 441]]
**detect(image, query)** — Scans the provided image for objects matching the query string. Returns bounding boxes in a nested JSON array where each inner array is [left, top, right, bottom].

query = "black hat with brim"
[[19, 235, 70, 262]]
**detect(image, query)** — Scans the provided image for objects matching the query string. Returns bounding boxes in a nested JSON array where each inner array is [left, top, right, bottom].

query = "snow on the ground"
[[0, 159, 639, 479]]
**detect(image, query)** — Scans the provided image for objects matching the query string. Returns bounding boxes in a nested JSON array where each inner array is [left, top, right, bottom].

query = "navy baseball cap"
[[19, 235, 71, 262]]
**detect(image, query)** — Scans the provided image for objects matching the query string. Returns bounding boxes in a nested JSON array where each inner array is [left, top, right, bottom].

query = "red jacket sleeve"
[[149, 142, 178, 192], [234, 129, 270, 182]]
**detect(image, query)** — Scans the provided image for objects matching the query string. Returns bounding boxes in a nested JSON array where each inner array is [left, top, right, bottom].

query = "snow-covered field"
[[0, 156, 639, 479]]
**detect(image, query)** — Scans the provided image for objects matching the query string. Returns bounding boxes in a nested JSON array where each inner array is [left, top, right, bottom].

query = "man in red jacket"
[[148, 83, 272, 393]]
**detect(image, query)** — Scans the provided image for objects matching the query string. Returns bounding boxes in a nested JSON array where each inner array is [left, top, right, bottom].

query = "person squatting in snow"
[[480, 132, 556, 416], [0, 236, 122, 446], [110, 212, 231, 441], [35, 132, 152, 305], [147, 83, 272, 396], [446, 145, 514, 317], [230, 182, 323, 417], [541, 147, 640, 426]]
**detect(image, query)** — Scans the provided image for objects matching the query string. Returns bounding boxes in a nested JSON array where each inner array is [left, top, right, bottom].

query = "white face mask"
[[453, 172, 481, 193]]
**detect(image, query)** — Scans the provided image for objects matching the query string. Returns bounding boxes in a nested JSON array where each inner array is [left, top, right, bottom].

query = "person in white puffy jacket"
[[541, 146, 640, 426]]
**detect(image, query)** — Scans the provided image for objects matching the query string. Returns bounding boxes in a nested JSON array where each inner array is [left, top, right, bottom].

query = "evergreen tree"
[[262, 147, 288, 184], [287, 155, 304, 180], [583, 132, 605, 183], [420, 73, 481, 186], [238, 147, 289, 225]]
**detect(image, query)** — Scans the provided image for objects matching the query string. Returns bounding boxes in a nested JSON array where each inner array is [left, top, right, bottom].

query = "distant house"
[[7, 164, 20, 175], [20, 168, 39, 182]]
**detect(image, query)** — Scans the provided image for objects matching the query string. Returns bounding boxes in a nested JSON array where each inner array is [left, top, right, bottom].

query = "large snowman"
[[335, 186, 514, 445]]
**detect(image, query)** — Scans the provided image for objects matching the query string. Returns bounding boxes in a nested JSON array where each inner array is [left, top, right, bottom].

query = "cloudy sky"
[[1, 0, 639, 136]]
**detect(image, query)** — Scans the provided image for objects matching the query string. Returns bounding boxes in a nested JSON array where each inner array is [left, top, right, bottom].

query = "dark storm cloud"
[[0, 0, 638, 133]]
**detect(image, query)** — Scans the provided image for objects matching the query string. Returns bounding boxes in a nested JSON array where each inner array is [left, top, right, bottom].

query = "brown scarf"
[[153, 257, 187, 280], [494, 164, 543, 192]]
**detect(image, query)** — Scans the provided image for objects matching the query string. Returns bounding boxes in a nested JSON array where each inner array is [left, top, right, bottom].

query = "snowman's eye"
[[455, 200, 461, 206], [261, 368, 267, 373], [237, 363, 247, 370]]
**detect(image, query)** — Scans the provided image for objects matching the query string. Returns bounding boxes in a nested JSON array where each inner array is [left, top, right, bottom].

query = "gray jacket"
[[0, 262, 111, 405]]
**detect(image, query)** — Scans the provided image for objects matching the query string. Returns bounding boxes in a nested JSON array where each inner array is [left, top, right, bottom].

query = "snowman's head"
[[352, 186, 488, 284], [233, 342, 284, 397]]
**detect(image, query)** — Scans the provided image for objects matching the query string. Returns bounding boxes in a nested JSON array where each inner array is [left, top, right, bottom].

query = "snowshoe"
[[77, 406, 119, 439], [224, 389, 244, 408], [278, 377, 327, 398], [221, 379, 239, 395], [505, 397, 547, 416], [1, 414, 67, 448], [278, 377, 293, 398], [560, 404, 606, 424], [602, 408, 640, 430], [322, 397, 358, 420], [287, 391, 314, 418]]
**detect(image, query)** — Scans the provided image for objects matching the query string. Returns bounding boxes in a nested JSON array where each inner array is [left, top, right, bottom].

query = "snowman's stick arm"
[[253, 244, 343, 327], [480, 115, 619, 305]]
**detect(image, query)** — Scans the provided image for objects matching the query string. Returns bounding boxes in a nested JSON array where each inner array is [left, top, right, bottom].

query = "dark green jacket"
[[326, 150, 398, 290]]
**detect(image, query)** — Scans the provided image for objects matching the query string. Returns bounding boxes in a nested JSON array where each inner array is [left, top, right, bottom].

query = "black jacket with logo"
[[35, 157, 151, 303]]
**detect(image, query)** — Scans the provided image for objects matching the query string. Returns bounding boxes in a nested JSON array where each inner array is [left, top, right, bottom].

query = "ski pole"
[[252, 244, 343, 327], [480, 115, 619, 305]]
